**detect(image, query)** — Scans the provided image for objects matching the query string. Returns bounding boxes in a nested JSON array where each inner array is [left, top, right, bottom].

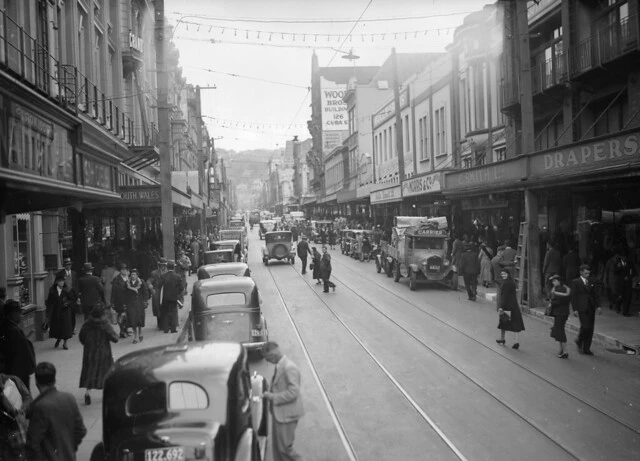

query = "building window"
[[473, 63, 485, 130], [348, 107, 356, 135], [494, 147, 507, 162], [383, 130, 387, 162], [404, 114, 410, 152], [462, 156, 472, 169], [419, 115, 428, 160], [434, 107, 446, 156]]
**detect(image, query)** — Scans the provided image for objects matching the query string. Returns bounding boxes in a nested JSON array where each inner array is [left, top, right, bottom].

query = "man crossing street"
[[297, 236, 312, 274]]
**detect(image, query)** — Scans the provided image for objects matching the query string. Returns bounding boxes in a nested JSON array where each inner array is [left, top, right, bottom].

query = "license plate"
[[252, 329, 268, 337], [145, 447, 185, 461], [429, 265, 440, 270]]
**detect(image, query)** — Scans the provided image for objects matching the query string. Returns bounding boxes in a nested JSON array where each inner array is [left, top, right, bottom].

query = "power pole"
[[155, 0, 174, 260], [392, 48, 405, 213], [196, 86, 206, 248], [514, 0, 542, 308]]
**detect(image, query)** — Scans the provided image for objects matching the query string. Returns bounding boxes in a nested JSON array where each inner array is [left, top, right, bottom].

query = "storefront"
[[370, 185, 402, 227], [526, 129, 640, 278], [444, 158, 526, 245], [401, 171, 449, 218]]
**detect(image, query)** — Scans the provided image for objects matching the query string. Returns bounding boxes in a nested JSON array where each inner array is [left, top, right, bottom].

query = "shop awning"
[[337, 189, 357, 204]]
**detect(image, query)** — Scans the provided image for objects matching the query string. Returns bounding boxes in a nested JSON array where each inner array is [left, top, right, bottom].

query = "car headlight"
[[444, 259, 450, 266]]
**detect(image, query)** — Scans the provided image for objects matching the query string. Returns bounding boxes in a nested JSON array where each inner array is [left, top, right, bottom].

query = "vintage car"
[[91, 341, 268, 461], [187, 278, 268, 352], [229, 219, 245, 229], [351, 230, 373, 262], [339, 229, 356, 255], [204, 249, 236, 265], [197, 262, 251, 280], [220, 229, 247, 251], [258, 219, 277, 240], [389, 220, 453, 290], [262, 231, 295, 265]]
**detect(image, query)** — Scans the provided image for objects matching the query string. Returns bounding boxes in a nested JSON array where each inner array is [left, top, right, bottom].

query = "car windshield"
[[206, 292, 247, 308], [414, 237, 446, 250], [266, 233, 290, 243]]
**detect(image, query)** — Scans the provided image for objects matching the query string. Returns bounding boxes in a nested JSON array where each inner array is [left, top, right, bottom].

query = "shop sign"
[[320, 77, 348, 131], [445, 157, 526, 191], [370, 185, 402, 204], [120, 186, 161, 202], [402, 172, 442, 197], [530, 132, 640, 178], [2, 102, 74, 183], [373, 89, 409, 126]]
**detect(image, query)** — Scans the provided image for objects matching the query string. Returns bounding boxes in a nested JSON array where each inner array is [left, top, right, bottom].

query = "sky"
[[166, 0, 491, 152]]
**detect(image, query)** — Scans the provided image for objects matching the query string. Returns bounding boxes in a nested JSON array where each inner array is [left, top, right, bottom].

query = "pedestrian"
[[78, 304, 118, 405], [496, 268, 525, 349], [499, 239, 517, 277], [124, 268, 149, 343], [320, 227, 327, 247], [319, 246, 336, 293], [542, 242, 562, 299], [147, 258, 168, 329], [77, 262, 104, 321], [311, 247, 322, 284], [459, 243, 480, 301], [478, 239, 494, 288], [562, 245, 581, 286], [45, 273, 76, 351], [451, 233, 463, 288], [190, 238, 201, 269], [548, 275, 571, 359], [56, 257, 80, 334], [100, 257, 118, 312], [612, 251, 636, 316], [0, 372, 32, 460], [262, 341, 304, 461], [111, 263, 130, 338], [26, 362, 87, 461], [329, 228, 336, 249], [570, 264, 602, 355], [176, 250, 191, 289], [297, 236, 312, 274], [0, 286, 6, 310], [0, 300, 36, 392], [159, 260, 184, 334]]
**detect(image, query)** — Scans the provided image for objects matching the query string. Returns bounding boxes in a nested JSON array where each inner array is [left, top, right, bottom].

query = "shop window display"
[[12, 214, 31, 305]]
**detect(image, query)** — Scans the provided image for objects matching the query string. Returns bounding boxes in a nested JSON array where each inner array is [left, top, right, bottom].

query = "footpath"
[[458, 279, 640, 354], [30, 273, 198, 461]]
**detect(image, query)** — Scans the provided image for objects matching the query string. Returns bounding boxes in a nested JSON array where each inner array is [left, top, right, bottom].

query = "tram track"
[[263, 252, 639, 461], [264, 261, 468, 461], [329, 253, 640, 437]]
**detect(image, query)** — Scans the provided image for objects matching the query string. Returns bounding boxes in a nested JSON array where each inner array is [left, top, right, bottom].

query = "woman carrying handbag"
[[496, 268, 525, 349], [548, 274, 571, 358]]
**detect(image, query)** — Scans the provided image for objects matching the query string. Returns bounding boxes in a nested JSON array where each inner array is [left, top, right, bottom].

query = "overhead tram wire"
[[284, 88, 311, 134], [183, 65, 310, 90], [326, 0, 374, 66]]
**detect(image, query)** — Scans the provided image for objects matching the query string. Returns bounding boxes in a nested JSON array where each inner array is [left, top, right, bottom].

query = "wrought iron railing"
[[531, 49, 567, 94]]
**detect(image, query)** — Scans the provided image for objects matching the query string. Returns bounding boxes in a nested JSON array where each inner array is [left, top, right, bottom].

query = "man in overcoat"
[[570, 264, 601, 355], [56, 257, 79, 332], [459, 243, 481, 301], [296, 236, 312, 274], [262, 341, 304, 461], [26, 362, 86, 461], [111, 263, 130, 338], [77, 262, 104, 320], [147, 258, 168, 329], [158, 260, 184, 333]]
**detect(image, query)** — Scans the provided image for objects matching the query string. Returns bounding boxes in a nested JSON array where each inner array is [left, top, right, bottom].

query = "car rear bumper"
[[243, 341, 267, 350]]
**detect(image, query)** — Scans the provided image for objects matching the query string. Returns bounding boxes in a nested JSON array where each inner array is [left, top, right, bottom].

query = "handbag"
[[544, 302, 554, 317], [498, 310, 511, 328], [309, 263, 314, 270]]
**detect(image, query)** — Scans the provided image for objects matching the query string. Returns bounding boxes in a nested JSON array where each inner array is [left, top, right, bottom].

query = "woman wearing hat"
[[549, 274, 571, 358], [45, 273, 77, 350], [124, 268, 148, 344], [496, 268, 525, 348], [79, 304, 118, 405]]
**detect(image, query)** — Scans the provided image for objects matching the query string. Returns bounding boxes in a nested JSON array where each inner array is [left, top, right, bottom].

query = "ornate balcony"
[[531, 49, 568, 95], [122, 31, 144, 75]]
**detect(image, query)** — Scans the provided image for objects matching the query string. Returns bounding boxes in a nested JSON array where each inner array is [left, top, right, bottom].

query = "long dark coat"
[[311, 252, 322, 280], [111, 275, 128, 314], [328, 230, 337, 246], [497, 277, 525, 332], [147, 268, 165, 317], [78, 315, 118, 389], [46, 285, 76, 340], [319, 253, 332, 280], [123, 278, 148, 328]]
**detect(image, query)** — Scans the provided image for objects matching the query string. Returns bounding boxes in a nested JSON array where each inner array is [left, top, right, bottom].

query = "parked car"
[[204, 249, 236, 264], [262, 231, 295, 265], [340, 229, 356, 255], [351, 230, 373, 262], [187, 278, 268, 352], [90, 341, 268, 461], [197, 262, 251, 280]]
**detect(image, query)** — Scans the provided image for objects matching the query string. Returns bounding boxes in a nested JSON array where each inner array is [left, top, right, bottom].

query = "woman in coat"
[[478, 239, 494, 288], [319, 246, 336, 293], [45, 273, 76, 350], [311, 247, 322, 284], [79, 304, 118, 405], [496, 268, 525, 348], [328, 228, 337, 250], [549, 274, 571, 358], [124, 268, 148, 344]]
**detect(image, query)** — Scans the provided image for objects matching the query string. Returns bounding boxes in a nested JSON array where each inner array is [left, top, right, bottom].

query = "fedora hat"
[[63, 257, 73, 265], [158, 257, 168, 266], [83, 262, 94, 272]]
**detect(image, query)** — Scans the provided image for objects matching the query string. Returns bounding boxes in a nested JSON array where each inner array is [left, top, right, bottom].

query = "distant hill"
[[217, 148, 276, 209]]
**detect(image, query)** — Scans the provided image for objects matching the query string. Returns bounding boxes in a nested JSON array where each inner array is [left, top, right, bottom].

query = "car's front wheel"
[[409, 270, 417, 291], [394, 262, 401, 282], [90, 442, 106, 461]]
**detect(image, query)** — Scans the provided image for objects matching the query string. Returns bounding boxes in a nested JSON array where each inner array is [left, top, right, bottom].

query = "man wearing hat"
[[55, 257, 79, 332], [158, 260, 184, 333], [459, 242, 481, 301], [570, 264, 602, 355], [77, 262, 105, 321], [297, 235, 312, 274], [111, 263, 130, 338], [147, 258, 169, 329]]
